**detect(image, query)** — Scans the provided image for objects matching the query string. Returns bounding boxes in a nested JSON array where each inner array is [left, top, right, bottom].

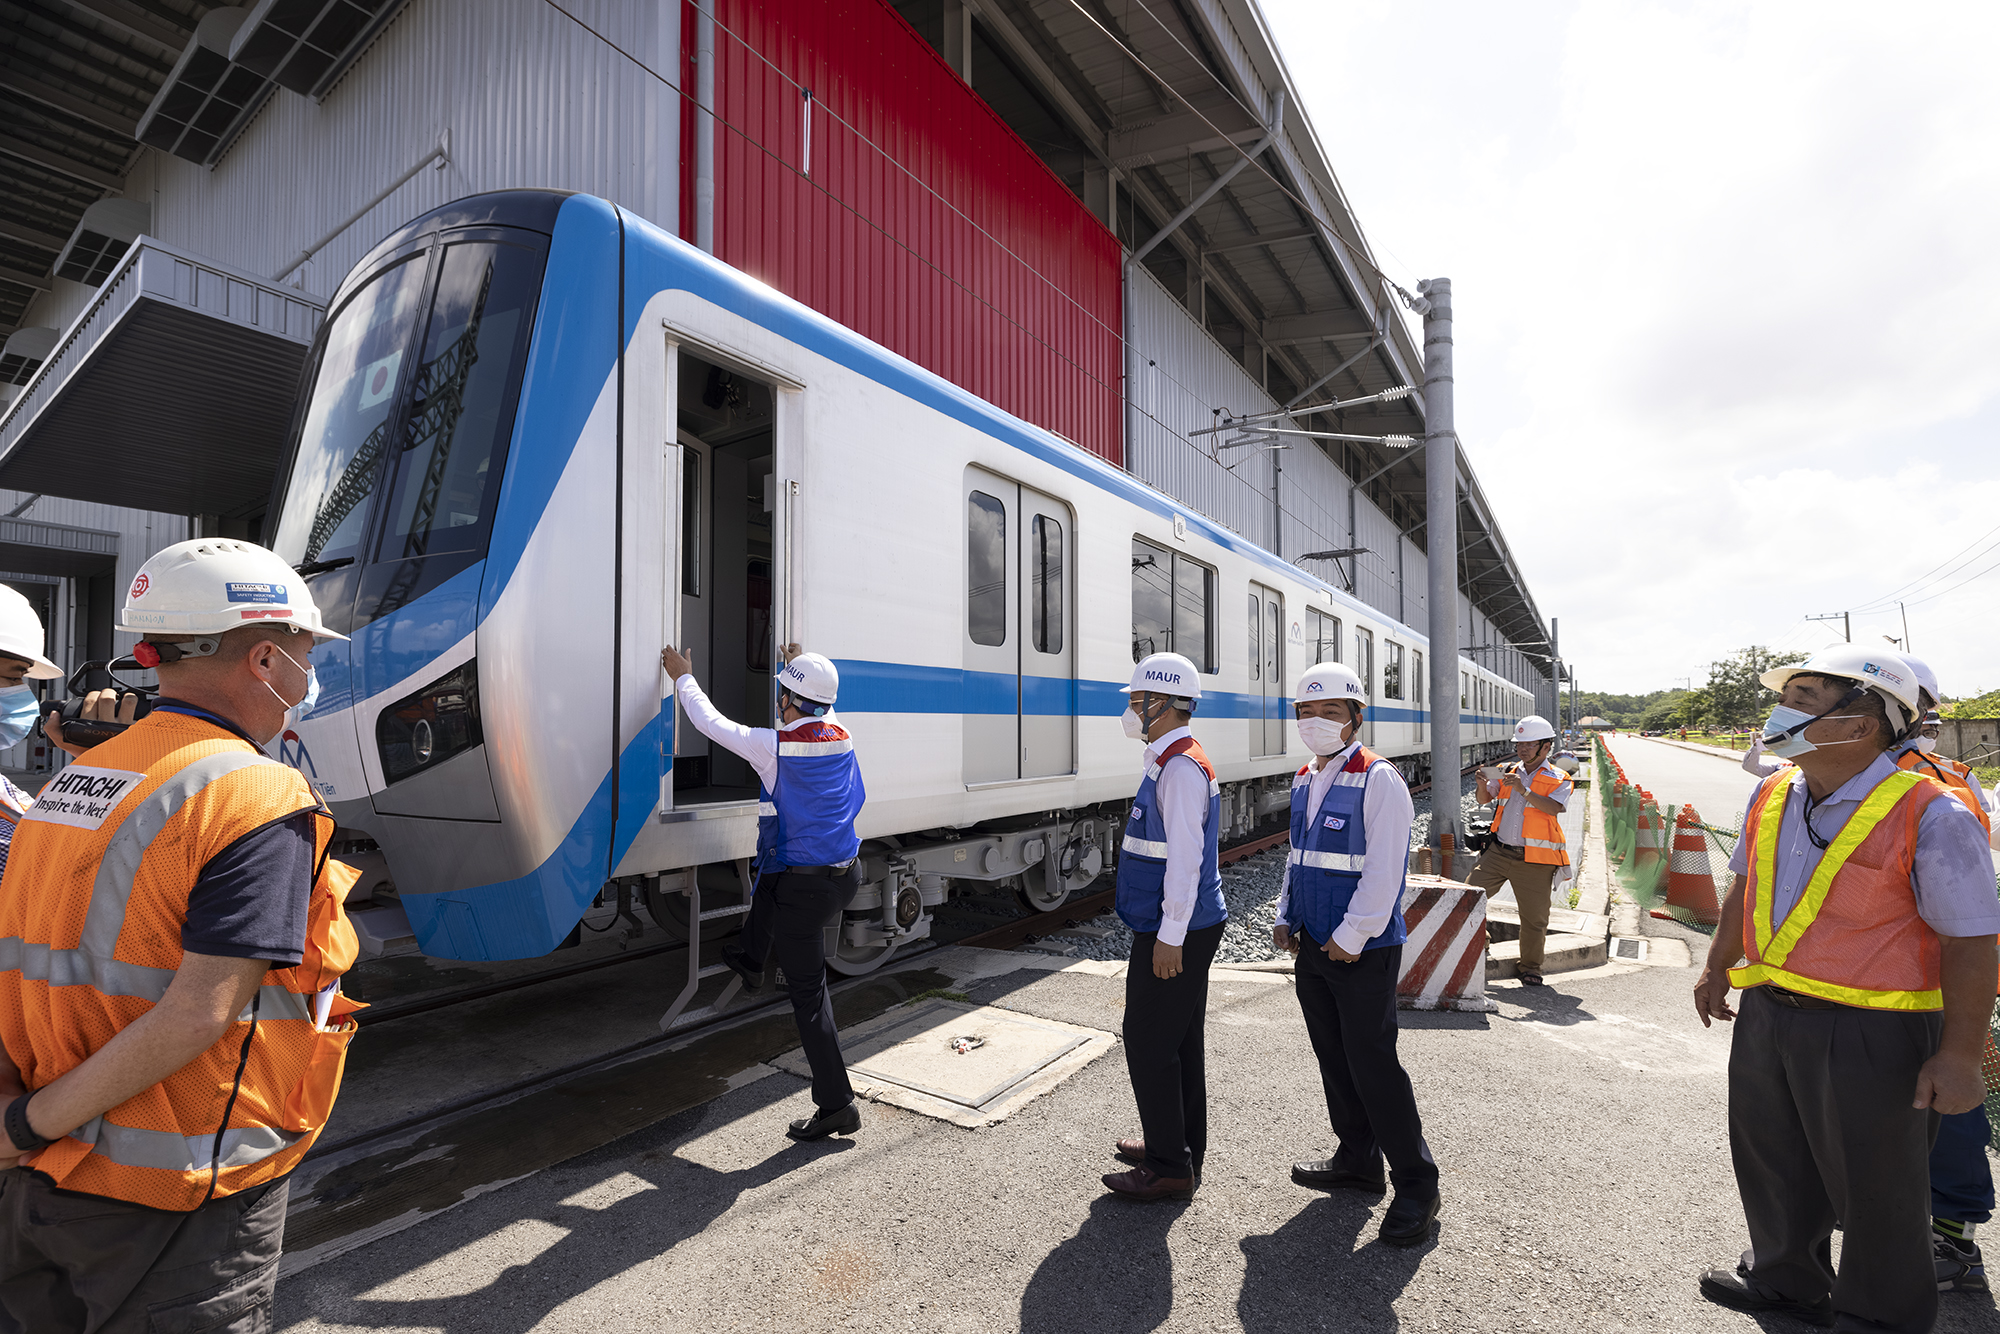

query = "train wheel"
[[827, 936, 900, 976], [1016, 879, 1072, 914]]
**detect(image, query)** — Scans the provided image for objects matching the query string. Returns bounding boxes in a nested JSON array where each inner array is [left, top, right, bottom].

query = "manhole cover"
[[840, 1002, 1090, 1111]]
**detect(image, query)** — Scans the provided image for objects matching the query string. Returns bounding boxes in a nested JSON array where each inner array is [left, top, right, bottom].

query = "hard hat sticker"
[[129, 573, 149, 599], [226, 582, 289, 604]]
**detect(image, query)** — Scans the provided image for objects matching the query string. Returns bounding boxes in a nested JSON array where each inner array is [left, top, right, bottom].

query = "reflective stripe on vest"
[[0, 712, 359, 1210], [1729, 769, 1943, 1010], [1896, 749, 1990, 834], [1503, 765, 1570, 866], [1289, 848, 1367, 872]]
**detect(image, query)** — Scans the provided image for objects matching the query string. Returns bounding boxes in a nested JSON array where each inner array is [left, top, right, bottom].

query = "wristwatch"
[[5, 1093, 48, 1152]]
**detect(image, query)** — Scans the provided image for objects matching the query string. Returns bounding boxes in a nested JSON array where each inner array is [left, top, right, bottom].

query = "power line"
[[1847, 516, 2000, 613]]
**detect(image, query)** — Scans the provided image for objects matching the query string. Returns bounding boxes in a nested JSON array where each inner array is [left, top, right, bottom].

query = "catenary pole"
[[1421, 278, 1460, 869]]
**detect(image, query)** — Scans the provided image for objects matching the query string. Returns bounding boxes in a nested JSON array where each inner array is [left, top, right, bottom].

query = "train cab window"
[[269, 255, 430, 572], [1384, 641, 1404, 699], [1030, 514, 1063, 654], [968, 492, 1007, 646], [374, 242, 541, 567], [1131, 538, 1215, 671]]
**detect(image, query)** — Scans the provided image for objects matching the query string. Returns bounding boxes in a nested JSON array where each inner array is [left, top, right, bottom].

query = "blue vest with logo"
[[1115, 736, 1227, 934], [755, 720, 866, 874], [1284, 745, 1408, 951]]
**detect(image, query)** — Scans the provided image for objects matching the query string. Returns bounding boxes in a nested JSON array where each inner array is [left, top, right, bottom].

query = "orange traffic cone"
[[1654, 804, 1722, 926]]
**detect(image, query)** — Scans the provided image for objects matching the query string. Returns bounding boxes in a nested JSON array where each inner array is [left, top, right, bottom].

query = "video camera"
[[40, 658, 156, 750], [1462, 816, 1496, 854]]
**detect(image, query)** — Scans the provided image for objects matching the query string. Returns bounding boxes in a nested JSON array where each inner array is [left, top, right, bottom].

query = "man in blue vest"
[[1274, 662, 1441, 1246], [1105, 652, 1228, 1201], [662, 646, 866, 1142]]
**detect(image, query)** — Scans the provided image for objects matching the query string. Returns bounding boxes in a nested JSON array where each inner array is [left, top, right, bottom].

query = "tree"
[[1942, 688, 2000, 719], [1637, 690, 1690, 732], [1701, 646, 1807, 729]]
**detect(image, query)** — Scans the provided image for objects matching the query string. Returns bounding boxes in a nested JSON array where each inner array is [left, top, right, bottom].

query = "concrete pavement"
[[272, 920, 2000, 1333]]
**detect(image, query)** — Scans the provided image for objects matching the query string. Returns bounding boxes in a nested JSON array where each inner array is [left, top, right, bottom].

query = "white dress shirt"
[[674, 674, 836, 792], [1727, 751, 2000, 937], [1143, 725, 1211, 949], [1491, 761, 1572, 847], [1274, 740, 1416, 955]]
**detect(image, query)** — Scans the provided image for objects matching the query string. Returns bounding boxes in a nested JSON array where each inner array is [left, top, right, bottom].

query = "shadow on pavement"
[[1020, 1194, 1182, 1332], [1493, 984, 1595, 1027], [286, 1080, 845, 1334], [1397, 1009, 1490, 1031], [1237, 1193, 1426, 1332]]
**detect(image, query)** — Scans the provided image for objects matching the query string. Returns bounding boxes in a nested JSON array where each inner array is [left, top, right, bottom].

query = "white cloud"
[[1264, 0, 2000, 695]]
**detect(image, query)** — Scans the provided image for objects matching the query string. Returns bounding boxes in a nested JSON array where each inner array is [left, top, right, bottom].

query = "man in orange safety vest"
[[0, 538, 361, 1330], [1468, 715, 1572, 987]]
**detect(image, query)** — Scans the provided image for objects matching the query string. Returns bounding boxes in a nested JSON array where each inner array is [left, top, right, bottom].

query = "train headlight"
[[377, 660, 482, 784]]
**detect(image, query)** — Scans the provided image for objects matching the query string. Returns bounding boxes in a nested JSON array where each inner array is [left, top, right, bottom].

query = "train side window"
[[1414, 651, 1425, 706], [968, 491, 1007, 646], [1384, 641, 1404, 699], [1307, 608, 1341, 665], [1356, 627, 1374, 701], [1247, 593, 1261, 681], [1030, 513, 1063, 654], [1461, 672, 1469, 709], [682, 449, 701, 596], [1130, 538, 1215, 671], [1265, 595, 1280, 684]]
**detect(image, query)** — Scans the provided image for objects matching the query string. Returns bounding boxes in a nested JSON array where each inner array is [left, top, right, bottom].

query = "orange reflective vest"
[[0, 710, 362, 1211], [1729, 768, 1944, 1011], [1498, 763, 1570, 866], [1895, 747, 1990, 835]]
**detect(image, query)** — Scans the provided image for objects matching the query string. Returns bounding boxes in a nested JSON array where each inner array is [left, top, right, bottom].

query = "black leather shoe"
[[1378, 1190, 1440, 1247], [786, 1101, 860, 1141], [1698, 1268, 1832, 1326], [1291, 1159, 1387, 1194], [720, 944, 764, 993]]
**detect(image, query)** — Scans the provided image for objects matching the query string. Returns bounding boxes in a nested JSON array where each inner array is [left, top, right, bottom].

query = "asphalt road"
[[271, 931, 2000, 1333], [1598, 736, 1761, 832]]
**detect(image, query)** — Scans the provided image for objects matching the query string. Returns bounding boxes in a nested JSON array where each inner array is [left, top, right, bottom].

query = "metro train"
[[266, 189, 1534, 976]]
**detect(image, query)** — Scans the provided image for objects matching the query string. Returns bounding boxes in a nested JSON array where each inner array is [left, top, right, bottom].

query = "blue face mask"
[[0, 684, 38, 750], [1761, 704, 1869, 760]]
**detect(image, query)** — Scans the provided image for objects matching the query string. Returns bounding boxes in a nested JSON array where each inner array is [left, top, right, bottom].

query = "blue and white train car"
[[266, 190, 1532, 974]]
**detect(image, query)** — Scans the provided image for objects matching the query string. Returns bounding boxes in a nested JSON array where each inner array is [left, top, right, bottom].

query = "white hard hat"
[[118, 538, 347, 641], [1294, 661, 1363, 706], [1760, 644, 1919, 733], [778, 652, 839, 705], [1552, 751, 1581, 774], [1513, 715, 1556, 743], [0, 585, 60, 679], [1898, 652, 1940, 707], [1128, 652, 1201, 701]]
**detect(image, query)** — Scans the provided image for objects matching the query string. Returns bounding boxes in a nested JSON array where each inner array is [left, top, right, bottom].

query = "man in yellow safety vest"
[[1692, 644, 1999, 1331], [1468, 715, 1572, 987]]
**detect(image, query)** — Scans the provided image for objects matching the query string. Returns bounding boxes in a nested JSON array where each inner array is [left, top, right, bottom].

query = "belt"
[[1762, 985, 1841, 1011], [1493, 840, 1526, 858], [777, 860, 857, 878]]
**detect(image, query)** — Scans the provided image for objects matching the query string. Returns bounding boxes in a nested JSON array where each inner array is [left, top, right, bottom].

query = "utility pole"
[[1806, 611, 1850, 642], [1420, 278, 1460, 869]]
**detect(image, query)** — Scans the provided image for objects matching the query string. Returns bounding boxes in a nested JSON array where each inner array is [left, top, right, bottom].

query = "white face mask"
[[1120, 706, 1147, 741], [259, 644, 317, 744], [1913, 734, 1938, 754], [1296, 715, 1349, 756]]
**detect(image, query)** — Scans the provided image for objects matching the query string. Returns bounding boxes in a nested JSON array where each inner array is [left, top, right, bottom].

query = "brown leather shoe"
[[1113, 1136, 1145, 1165], [1102, 1166, 1195, 1201]]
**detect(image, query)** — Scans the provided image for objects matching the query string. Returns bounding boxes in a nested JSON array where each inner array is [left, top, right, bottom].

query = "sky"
[[1259, 0, 2000, 699]]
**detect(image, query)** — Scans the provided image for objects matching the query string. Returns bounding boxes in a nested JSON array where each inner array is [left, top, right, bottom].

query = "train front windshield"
[[270, 234, 545, 623]]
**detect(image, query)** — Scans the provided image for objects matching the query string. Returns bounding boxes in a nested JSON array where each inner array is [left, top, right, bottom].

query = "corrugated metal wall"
[[705, 0, 1122, 462]]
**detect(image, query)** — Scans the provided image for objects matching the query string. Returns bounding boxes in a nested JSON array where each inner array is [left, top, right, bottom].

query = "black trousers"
[[742, 866, 861, 1112], [1123, 922, 1225, 1179], [1292, 938, 1439, 1194], [0, 1169, 287, 1334], [1730, 986, 1940, 1334]]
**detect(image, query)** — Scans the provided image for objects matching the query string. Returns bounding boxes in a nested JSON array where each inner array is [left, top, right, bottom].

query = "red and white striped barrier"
[[1396, 875, 1497, 1012]]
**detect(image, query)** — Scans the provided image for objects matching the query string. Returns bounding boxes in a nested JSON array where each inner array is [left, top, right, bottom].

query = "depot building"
[[0, 0, 1555, 776]]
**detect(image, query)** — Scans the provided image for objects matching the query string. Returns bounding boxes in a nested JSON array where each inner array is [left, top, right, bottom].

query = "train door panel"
[[1250, 583, 1283, 758], [1020, 490, 1075, 779], [964, 471, 1019, 784], [1413, 649, 1426, 744], [1355, 626, 1375, 749], [671, 349, 776, 805]]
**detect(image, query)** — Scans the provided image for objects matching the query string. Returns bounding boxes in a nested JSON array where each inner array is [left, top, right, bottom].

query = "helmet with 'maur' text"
[[1295, 662, 1364, 707], [1129, 652, 1201, 704], [778, 652, 839, 706]]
